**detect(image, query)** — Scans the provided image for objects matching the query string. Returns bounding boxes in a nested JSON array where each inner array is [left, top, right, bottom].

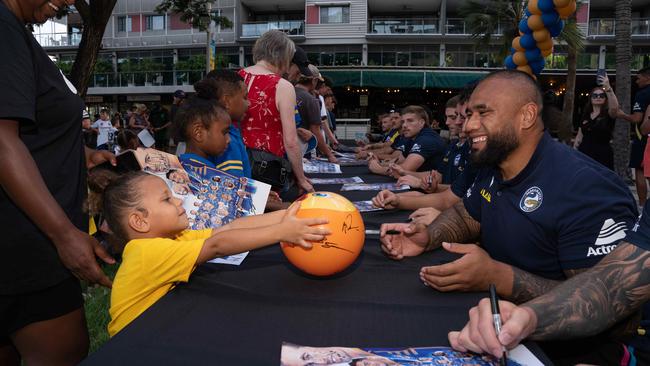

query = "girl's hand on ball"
[[280, 202, 331, 248]]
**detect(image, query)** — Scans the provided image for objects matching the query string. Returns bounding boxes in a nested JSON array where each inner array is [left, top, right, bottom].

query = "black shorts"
[[630, 138, 647, 169], [0, 276, 83, 341]]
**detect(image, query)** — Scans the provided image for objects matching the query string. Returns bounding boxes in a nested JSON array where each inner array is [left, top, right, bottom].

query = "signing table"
[[83, 165, 548, 365]]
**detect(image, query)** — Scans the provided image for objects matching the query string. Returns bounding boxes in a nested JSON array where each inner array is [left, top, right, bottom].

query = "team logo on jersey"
[[411, 143, 421, 153], [519, 186, 543, 212], [586, 218, 628, 257], [59, 70, 78, 94], [454, 154, 462, 166]]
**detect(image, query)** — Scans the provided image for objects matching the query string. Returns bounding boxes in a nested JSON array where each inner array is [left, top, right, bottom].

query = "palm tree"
[[613, 0, 632, 177], [460, 0, 584, 144]]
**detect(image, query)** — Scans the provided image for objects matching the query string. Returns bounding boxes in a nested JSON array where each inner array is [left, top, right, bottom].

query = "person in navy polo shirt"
[[380, 70, 637, 302], [448, 200, 650, 364], [369, 105, 447, 175]]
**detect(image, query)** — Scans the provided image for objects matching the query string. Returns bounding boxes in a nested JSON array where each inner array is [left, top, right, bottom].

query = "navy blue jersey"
[[391, 134, 412, 158], [626, 201, 650, 251], [633, 85, 650, 115], [440, 140, 471, 184], [405, 127, 447, 172], [450, 165, 479, 198], [463, 133, 638, 280]]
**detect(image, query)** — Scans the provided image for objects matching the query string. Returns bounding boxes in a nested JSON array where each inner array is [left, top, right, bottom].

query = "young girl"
[[177, 74, 285, 210], [92, 167, 330, 337]]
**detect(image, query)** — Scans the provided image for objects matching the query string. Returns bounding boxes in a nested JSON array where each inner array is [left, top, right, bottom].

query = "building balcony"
[[85, 70, 207, 89], [33, 32, 82, 48], [368, 18, 440, 35], [240, 20, 305, 39], [588, 18, 650, 37]]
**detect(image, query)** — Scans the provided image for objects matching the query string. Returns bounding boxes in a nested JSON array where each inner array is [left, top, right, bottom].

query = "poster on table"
[[129, 148, 271, 265], [280, 342, 543, 366]]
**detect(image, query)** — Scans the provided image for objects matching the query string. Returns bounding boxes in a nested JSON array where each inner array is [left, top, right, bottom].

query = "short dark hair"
[[478, 70, 543, 111], [100, 108, 109, 114], [195, 69, 245, 101], [172, 96, 231, 141], [446, 95, 461, 109], [401, 105, 430, 125]]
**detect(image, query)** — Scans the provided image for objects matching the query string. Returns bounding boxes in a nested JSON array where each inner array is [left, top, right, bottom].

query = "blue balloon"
[[525, 48, 543, 62], [541, 11, 559, 27], [520, 34, 537, 49], [530, 58, 546, 74], [519, 18, 532, 34], [549, 19, 564, 37], [525, 9, 532, 17], [505, 55, 517, 69], [538, 0, 554, 13], [510, 47, 517, 54]]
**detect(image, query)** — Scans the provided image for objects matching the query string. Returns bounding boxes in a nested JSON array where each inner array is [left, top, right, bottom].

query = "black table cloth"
[[83, 164, 550, 365]]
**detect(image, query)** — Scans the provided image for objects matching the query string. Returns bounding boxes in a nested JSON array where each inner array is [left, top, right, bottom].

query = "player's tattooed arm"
[[425, 201, 481, 251], [524, 242, 650, 340], [508, 267, 586, 304]]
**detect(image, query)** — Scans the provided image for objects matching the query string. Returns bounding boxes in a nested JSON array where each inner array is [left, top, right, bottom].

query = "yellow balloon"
[[517, 65, 534, 76], [533, 29, 551, 42], [541, 47, 553, 57], [527, 15, 545, 31], [537, 38, 553, 50], [553, 0, 572, 8], [557, 1, 577, 19], [512, 37, 525, 51], [528, 0, 543, 15], [513, 51, 528, 66]]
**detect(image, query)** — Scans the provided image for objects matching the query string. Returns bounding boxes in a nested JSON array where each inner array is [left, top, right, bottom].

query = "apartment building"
[[34, 0, 650, 119]]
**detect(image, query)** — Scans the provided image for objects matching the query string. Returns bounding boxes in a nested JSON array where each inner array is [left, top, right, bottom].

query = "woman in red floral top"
[[238, 30, 313, 193]]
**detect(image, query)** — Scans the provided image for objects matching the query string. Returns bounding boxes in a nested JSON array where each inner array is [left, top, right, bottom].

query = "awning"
[[320, 69, 488, 89]]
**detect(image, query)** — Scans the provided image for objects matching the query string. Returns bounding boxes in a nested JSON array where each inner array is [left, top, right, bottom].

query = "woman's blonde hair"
[[252, 30, 295, 73], [134, 103, 147, 113]]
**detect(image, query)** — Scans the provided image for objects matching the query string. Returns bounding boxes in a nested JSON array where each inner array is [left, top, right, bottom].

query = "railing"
[[86, 70, 207, 88], [334, 118, 371, 141], [588, 18, 650, 36], [444, 19, 508, 35], [241, 21, 305, 38], [32, 32, 82, 47], [368, 18, 440, 34]]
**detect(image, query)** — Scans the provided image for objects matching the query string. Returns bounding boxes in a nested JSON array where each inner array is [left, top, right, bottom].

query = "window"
[[320, 6, 350, 24], [145, 15, 165, 31], [117, 16, 132, 32]]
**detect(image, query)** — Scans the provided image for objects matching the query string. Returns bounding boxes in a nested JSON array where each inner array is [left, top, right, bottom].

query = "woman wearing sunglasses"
[[573, 74, 621, 170]]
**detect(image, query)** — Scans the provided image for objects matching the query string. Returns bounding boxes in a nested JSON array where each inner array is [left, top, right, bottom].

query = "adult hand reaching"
[[372, 190, 400, 209], [380, 222, 429, 260], [448, 298, 537, 357]]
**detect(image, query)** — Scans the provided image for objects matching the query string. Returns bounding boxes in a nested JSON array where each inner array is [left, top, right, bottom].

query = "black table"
[[84, 165, 549, 365]]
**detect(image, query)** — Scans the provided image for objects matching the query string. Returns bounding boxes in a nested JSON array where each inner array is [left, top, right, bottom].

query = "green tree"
[[613, 0, 632, 177], [460, 0, 584, 143]]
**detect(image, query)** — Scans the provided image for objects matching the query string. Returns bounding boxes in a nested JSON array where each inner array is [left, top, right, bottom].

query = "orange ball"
[[527, 15, 545, 31], [281, 192, 365, 276], [512, 37, 524, 51], [557, 1, 577, 19], [553, 0, 572, 8], [533, 29, 551, 42], [528, 0, 542, 15]]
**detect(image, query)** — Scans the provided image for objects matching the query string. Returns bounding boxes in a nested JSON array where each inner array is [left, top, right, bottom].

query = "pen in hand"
[[489, 284, 508, 366]]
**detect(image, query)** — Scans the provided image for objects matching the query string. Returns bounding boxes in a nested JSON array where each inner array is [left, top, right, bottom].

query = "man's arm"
[[528, 242, 650, 339], [507, 267, 585, 304], [425, 201, 481, 251]]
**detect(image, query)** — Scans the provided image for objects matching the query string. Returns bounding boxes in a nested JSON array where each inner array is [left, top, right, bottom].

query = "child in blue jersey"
[[181, 70, 251, 177]]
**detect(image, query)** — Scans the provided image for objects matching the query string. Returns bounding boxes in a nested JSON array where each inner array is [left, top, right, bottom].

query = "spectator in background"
[[91, 108, 117, 151], [128, 104, 150, 133], [171, 89, 186, 122], [82, 110, 96, 148], [312, 68, 339, 149], [238, 30, 313, 193], [149, 103, 170, 151], [294, 66, 336, 162]]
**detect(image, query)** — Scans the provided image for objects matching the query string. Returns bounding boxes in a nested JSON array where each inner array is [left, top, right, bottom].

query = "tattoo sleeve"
[[509, 268, 585, 304], [425, 201, 481, 251], [526, 242, 650, 340]]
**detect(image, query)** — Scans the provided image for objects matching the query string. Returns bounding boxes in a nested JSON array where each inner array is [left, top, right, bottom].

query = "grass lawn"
[[83, 263, 119, 353]]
